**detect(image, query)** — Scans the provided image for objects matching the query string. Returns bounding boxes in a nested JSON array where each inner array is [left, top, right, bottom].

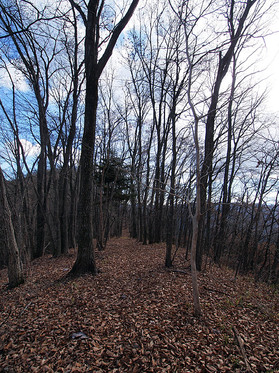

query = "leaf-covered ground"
[[0, 234, 278, 372]]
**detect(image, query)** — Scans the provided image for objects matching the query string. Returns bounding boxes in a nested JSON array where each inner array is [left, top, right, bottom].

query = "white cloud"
[[264, 31, 279, 113], [0, 63, 30, 92], [19, 139, 40, 158], [0, 138, 40, 176]]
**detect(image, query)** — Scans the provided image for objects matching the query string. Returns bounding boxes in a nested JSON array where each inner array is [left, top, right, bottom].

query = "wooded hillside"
[[0, 0, 278, 288], [0, 1, 279, 366]]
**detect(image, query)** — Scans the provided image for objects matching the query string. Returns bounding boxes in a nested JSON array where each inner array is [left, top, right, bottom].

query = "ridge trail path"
[[0, 235, 278, 372]]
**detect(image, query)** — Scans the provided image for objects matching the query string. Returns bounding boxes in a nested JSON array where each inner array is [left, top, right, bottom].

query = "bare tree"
[[237, 141, 279, 274], [69, 0, 139, 276], [184, 15, 202, 317], [198, 0, 267, 269], [0, 1, 66, 258]]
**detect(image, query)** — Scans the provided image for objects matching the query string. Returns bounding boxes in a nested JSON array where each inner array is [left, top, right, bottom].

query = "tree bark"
[[0, 167, 24, 288], [69, 0, 139, 275]]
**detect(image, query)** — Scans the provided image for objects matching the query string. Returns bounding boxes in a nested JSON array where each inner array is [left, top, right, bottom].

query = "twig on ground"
[[233, 326, 251, 372], [19, 301, 32, 317], [203, 286, 229, 296], [0, 308, 12, 328], [165, 268, 190, 274]]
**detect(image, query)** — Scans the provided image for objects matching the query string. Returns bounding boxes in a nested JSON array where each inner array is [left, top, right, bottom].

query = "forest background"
[[0, 0, 278, 305]]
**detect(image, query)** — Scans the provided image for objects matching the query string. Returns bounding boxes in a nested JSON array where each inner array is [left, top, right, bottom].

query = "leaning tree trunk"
[[0, 167, 24, 288]]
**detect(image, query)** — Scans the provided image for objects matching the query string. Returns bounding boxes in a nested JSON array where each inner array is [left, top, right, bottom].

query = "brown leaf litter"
[[0, 235, 278, 372]]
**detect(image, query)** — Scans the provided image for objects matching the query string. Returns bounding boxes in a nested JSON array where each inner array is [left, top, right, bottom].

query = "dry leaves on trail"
[[0, 235, 278, 372]]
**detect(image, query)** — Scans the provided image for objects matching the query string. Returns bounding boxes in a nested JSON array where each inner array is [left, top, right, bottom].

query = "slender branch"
[[97, 0, 139, 77], [68, 0, 87, 26]]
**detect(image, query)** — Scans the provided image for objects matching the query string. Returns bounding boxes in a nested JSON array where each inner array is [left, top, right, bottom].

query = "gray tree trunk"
[[69, 0, 139, 276], [0, 167, 24, 288]]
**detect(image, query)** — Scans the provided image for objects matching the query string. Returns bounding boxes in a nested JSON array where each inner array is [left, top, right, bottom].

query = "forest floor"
[[0, 234, 278, 373]]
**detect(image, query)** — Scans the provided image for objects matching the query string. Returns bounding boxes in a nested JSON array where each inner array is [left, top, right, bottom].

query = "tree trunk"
[[214, 54, 236, 263], [69, 0, 139, 275], [0, 167, 24, 288], [165, 194, 174, 268], [165, 106, 177, 267], [191, 209, 202, 317], [190, 117, 202, 317], [35, 150, 46, 258], [70, 79, 98, 276]]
